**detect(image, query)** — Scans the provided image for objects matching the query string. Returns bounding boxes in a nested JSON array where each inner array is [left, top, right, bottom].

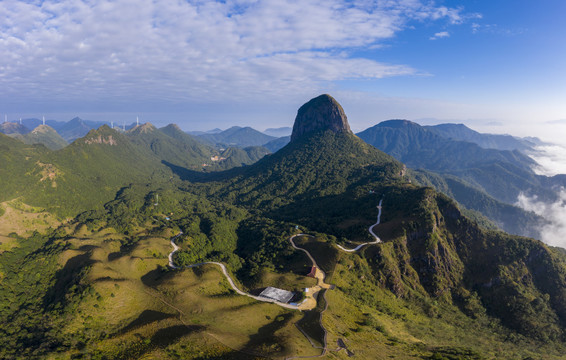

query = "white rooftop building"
[[259, 286, 294, 303]]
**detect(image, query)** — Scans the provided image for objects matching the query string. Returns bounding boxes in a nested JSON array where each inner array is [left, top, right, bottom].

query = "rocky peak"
[[81, 125, 119, 146], [31, 124, 55, 134], [290, 94, 352, 142], [165, 124, 182, 132], [129, 123, 156, 134]]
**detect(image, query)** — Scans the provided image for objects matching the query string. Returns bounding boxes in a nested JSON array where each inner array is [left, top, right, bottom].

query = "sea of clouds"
[[516, 189, 566, 248], [528, 145, 566, 177], [516, 144, 566, 248]]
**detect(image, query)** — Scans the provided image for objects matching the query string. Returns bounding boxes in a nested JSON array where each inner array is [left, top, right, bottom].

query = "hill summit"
[[290, 94, 352, 142]]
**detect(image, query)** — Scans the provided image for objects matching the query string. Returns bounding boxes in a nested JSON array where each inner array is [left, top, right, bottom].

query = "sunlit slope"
[[218, 130, 405, 207], [0, 126, 172, 217], [128, 123, 214, 170]]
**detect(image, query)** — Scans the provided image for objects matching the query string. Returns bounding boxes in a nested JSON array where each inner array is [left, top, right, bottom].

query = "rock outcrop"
[[290, 94, 352, 142]]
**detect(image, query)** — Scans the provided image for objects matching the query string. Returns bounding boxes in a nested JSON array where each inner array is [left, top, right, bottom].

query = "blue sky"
[[1, 0, 565, 142]]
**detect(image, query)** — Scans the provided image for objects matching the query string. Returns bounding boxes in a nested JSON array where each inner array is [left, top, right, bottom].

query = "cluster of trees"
[[0, 230, 74, 358]]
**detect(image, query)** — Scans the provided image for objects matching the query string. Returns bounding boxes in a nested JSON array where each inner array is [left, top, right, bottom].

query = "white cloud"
[[528, 145, 566, 176], [429, 31, 450, 40], [0, 0, 474, 108], [516, 190, 566, 249]]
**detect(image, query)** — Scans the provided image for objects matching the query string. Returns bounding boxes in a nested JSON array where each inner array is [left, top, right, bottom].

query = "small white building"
[[259, 287, 294, 303]]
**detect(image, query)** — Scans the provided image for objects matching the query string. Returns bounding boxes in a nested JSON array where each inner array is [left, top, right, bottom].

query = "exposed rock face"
[[83, 135, 117, 145], [129, 123, 156, 134], [290, 94, 352, 142]]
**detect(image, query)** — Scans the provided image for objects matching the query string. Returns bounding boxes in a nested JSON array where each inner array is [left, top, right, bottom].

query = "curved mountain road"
[[167, 199, 385, 359], [168, 234, 299, 310], [336, 199, 383, 252]]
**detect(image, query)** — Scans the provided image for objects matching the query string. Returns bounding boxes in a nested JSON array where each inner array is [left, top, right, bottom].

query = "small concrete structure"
[[259, 287, 294, 303]]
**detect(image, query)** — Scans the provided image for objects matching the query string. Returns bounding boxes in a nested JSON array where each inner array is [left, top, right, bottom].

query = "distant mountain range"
[[1, 114, 562, 235], [424, 123, 544, 151], [356, 119, 566, 238], [195, 126, 277, 148], [263, 126, 292, 137]]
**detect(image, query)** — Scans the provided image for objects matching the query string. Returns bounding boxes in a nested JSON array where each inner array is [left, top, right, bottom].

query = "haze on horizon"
[[1, 0, 566, 144]]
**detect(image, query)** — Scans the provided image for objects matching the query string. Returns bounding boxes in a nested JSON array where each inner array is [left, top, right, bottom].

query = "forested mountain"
[[262, 135, 290, 152], [357, 119, 566, 237], [0, 132, 53, 204], [1, 95, 566, 359], [11, 124, 68, 150], [127, 123, 270, 171], [56, 117, 98, 142], [24, 125, 171, 216], [358, 120, 536, 172], [410, 169, 543, 238], [126, 123, 214, 170]]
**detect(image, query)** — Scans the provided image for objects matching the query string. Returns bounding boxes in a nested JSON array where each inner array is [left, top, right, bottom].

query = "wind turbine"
[[19, 117, 22, 125]]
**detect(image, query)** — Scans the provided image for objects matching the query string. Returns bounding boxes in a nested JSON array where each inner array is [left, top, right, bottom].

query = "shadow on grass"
[[43, 252, 99, 310], [296, 288, 328, 349], [140, 266, 175, 287], [115, 310, 176, 335], [151, 324, 205, 347], [241, 313, 294, 358], [114, 324, 207, 360]]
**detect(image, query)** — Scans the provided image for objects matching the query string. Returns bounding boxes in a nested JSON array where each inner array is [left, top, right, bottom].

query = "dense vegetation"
[[11, 125, 68, 150]]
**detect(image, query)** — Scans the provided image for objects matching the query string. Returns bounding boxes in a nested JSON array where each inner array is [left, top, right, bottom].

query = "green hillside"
[[0, 132, 52, 202], [126, 123, 214, 170], [128, 123, 269, 172], [13, 124, 68, 150], [0, 126, 172, 217], [410, 169, 544, 238]]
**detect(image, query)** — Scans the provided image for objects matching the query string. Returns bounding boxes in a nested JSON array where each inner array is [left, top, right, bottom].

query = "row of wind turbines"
[[110, 116, 140, 131], [2, 114, 142, 130]]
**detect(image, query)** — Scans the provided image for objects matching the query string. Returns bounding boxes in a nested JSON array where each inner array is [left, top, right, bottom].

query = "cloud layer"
[[528, 145, 566, 176], [0, 0, 471, 109], [517, 190, 566, 248]]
